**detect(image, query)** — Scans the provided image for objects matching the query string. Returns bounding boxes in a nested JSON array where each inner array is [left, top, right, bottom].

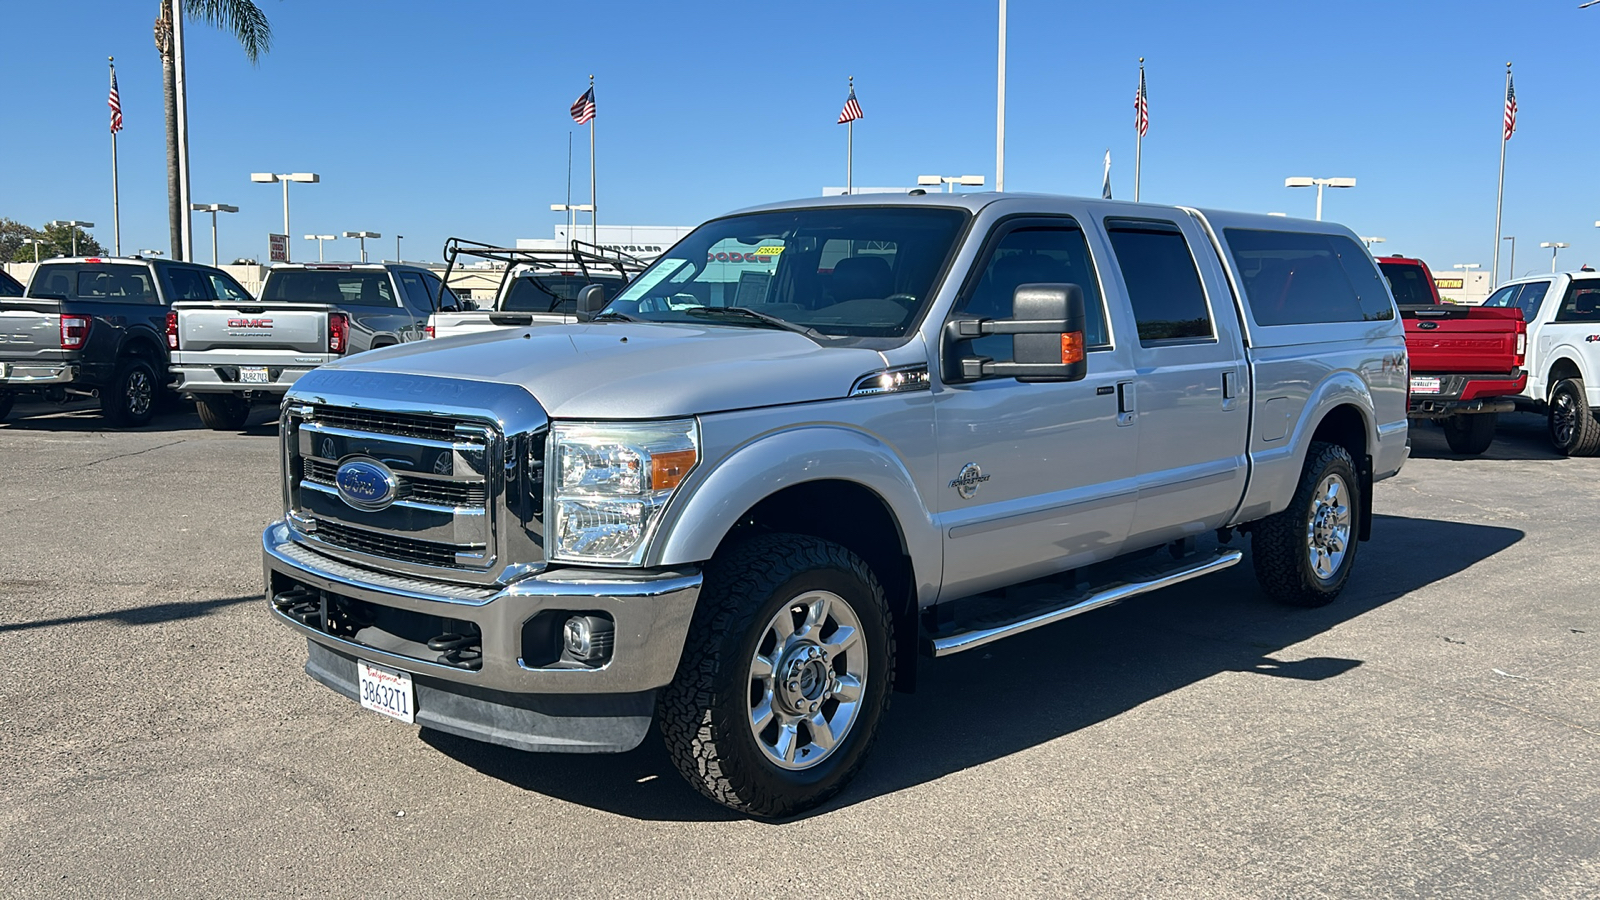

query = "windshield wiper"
[[591, 310, 640, 322], [684, 306, 834, 342]]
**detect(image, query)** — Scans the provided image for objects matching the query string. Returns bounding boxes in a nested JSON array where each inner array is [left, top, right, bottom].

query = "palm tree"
[[153, 1, 272, 260]]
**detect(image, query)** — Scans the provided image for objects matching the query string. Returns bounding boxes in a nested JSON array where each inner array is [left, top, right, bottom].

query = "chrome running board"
[[928, 548, 1243, 657]]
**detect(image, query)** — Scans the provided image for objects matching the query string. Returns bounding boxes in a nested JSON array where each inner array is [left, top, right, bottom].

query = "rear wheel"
[[658, 533, 894, 818], [195, 394, 252, 431], [100, 357, 157, 428], [1251, 441, 1360, 607], [1547, 378, 1600, 457], [1441, 412, 1497, 455]]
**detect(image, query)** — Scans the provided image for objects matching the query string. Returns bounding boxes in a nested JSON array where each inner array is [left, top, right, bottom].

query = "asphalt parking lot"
[[1, 400, 1596, 899]]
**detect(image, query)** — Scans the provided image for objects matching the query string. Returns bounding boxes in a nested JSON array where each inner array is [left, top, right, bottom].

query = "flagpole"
[[1134, 58, 1144, 203], [588, 75, 597, 248], [110, 57, 121, 256], [1492, 62, 1511, 288], [171, 0, 193, 261], [996, 0, 1007, 192], [566, 130, 574, 242], [846, 75, 854, 196]]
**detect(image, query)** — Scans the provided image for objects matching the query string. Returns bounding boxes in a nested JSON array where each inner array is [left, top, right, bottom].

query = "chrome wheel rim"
[[746, 590, 866, 771], [126, 369, 152, 417], [1305, 473, 1352, 581], [1552, 389, 1578, 446]]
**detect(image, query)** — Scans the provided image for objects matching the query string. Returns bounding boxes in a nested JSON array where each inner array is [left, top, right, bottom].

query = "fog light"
[[562, 615, 615, 663]]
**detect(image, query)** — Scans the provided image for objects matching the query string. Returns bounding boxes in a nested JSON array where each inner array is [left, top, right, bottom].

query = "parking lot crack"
[[81, 439, 186, 468]]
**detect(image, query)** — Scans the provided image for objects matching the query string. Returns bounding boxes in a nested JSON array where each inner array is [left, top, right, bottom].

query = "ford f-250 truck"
[[262, 195, 1407, 817], [1481, 270, 1600, 455], [170, 262, 455, 430], [423, 238, 645, 340], [0, 255, 254, 426], [1378, 255, 1527, 455]]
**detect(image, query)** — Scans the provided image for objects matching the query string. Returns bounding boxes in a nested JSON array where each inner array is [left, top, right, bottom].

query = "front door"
[[934, 216, 1139, 601]]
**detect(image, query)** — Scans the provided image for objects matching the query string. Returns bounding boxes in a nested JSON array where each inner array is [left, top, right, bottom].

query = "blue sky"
[[5, 1, 1597, 278]]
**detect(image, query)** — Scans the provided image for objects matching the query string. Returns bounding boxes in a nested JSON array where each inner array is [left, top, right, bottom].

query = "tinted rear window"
[[503, 274, 626, 313], [29, 263, 158, 303], [1104, 219, 1213, 344], [261, 270, 396, 306], [1378, 261, 1438, 305], [1225, 229, 1395, 326], [0, 270, 22, 296]]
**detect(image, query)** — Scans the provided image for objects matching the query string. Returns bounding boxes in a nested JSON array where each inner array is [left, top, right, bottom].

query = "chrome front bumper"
[[0, 362, 77, 385], [262, 520, 701, 696]]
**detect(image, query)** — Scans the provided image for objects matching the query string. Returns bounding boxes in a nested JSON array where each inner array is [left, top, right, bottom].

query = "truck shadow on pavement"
[[0, 399, 276, 435], [0, 594, 258, 633], [423, 513, 1523, 822], [1408, 411, 1563, 461]]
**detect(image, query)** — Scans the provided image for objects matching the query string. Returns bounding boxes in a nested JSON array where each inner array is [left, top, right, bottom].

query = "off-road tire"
[[658, 533, 894, 818], [1547, 378, 1600, 457], [1251, 441, 1361, 608], [195, 394, 252, 431], [100, 357, 158, 428], [1442, 412, 1497, 455], [0, 392, 13, 422]]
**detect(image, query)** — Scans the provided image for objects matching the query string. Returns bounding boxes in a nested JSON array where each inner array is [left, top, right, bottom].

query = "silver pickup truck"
[[262, 193, 1408, 817], [170, 262, 453, 429]]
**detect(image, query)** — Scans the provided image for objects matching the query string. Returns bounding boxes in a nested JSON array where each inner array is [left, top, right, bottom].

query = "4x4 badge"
[[950, 462, 991, 500]]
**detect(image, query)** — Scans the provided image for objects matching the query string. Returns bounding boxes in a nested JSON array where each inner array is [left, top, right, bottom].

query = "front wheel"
[[100, 357, 158, 428], [1251, 441, 1361, 607], [658, 533, 894, 818], [1547, 378, 1600, 457], [195, 394, 252, 431], [1441, 412, 1497, 455]]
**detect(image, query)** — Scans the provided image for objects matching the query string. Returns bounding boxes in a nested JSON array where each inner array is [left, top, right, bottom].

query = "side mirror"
[[575, 283, 607, 321], [942, 283, 1088, 383]]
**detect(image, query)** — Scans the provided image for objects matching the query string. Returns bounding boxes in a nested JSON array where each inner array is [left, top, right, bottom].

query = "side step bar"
[[928, 549, 1243, 658]]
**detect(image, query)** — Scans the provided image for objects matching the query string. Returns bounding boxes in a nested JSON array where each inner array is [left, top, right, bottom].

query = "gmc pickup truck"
[[1481, 271, 1600, 455], [171, 262, 454, 430], [261, 195, 1407, 817], [424, 239, 644, 341], [1378, 255, 1527, 455], [0, 256, 254, 426]]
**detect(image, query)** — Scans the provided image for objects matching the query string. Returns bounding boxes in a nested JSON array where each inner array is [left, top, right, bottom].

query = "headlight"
[[549, 419, 698, 565]]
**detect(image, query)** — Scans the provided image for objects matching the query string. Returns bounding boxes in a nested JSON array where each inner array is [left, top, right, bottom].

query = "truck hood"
[[314, 323, 893, 419]]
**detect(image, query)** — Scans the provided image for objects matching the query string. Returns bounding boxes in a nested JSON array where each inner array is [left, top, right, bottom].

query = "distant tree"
[[154, 1, 273, 259], [6, 222, 106, 262]]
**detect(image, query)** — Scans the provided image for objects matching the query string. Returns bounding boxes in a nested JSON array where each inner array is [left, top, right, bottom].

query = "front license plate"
[[357, 660, 415, 724], [1410, 376, 1442, 394], [240, 366, 269, 384]]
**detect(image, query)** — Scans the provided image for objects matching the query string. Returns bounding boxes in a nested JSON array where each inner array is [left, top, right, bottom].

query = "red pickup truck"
[[1378, 255, 1527, 454]]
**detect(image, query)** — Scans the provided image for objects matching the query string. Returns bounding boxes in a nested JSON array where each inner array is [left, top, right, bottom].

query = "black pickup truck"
[[0, 256, 254, 426]]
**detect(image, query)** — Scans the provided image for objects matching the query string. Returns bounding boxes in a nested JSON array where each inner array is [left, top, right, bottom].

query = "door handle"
[[1222, 370, 1241, 411], [1116, 381, 1136, 426]]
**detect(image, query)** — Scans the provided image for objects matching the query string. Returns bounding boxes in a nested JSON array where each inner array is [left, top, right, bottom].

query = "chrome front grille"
[[309, 404, 475, 444], [310, 521, 462, 568], [303, 458, 487, 508]]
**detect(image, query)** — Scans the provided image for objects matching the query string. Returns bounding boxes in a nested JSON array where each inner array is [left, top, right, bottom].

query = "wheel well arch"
[[120, 333, 164, 363], [1548, 356, 1584, 397], [1308, 402, 1373, 540], [716, 479, 920, 691]]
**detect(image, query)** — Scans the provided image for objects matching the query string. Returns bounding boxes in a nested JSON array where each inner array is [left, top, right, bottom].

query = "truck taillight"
[[166, 312, 179, 350], [60, 314, 90, 350], [328, 313, 349, 354], [424, 324, 435, 339], [1515, 332, 1526, 365]]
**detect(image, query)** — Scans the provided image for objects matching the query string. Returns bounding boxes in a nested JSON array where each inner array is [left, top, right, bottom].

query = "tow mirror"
[[575, 283, 607, 321], [942, 283, 1088, 383]]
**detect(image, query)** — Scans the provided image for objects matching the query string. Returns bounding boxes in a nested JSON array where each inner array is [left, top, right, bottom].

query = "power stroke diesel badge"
[[949, 463, 990, 500]]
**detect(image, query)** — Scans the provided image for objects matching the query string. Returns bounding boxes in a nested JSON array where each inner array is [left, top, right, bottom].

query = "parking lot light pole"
[[1503, 236, 1516, 282], [395, 235, 403, 264], [343, 231, 381, 263], [21, 237, 42, 263], [47, 220, 96, 257], [250, 173, 319, 263], [1540, 241, 1569, 273], [918, 174, 986, 193], [304, 234, 337, 262], [1284, 177, 1355, 221], [138, 249, 164, 258], [551, 204, 593, 245], [1361, 236, 1386, 250], [190, 203, 238, 266]]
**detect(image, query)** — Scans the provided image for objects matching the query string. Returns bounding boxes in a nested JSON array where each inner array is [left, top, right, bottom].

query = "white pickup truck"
[[425, 238, 645, 340], [1482, 271, 1600, 454]]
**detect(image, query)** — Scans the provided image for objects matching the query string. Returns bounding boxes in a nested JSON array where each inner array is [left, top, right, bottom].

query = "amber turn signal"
[[651, 449, 698, 490], [1060, 332, 1085, 365]]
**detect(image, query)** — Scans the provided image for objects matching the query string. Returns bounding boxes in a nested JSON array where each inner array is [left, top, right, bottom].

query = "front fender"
[[650, 425, 940, 602]]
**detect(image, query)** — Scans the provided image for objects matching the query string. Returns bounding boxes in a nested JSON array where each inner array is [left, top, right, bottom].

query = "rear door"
[[1093, 213, 1250, 546]]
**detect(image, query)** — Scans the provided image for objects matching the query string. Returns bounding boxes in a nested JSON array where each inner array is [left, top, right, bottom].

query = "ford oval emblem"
[[334, 458, 398, 511]]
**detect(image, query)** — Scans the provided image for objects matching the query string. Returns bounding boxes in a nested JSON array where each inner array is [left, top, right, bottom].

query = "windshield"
[[602, 206, 969, 339], [1378, 261, 1438, 305], [503, 273, 626, 313], [261, 270, 396, 306]]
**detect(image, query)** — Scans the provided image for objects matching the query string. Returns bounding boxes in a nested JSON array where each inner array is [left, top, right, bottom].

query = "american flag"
[[570, 86, 595, 125], [109, 67, 123, 134], [1134, 65, 1148, 138], [837, 88, 863, 125], [1503, 72, 1517, 141]]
